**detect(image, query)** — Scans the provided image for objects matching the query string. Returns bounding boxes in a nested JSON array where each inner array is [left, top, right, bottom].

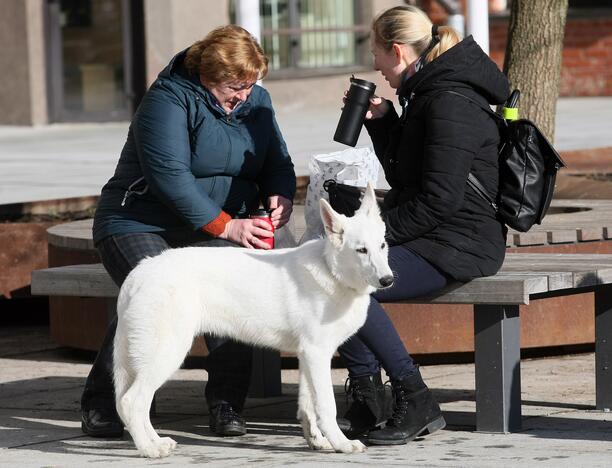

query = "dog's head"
[[319, 183, 394, 293]]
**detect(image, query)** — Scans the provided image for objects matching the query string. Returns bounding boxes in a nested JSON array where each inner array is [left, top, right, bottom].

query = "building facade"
[[2, 0, 401, 125], [2, 0, 611, 126]]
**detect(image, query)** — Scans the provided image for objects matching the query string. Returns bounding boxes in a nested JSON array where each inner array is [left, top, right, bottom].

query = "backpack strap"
[[437, 89, 506, 212], [467, 173, 498, 211], [440, 90, 506, 124]]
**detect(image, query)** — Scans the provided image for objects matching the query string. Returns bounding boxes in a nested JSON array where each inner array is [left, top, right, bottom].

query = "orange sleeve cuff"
[[201, 211, 232, 237]]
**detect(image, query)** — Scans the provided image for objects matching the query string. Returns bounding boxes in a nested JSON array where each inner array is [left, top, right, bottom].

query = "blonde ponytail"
[[372, 6, 460, 62], [426, 25, 462, 62]]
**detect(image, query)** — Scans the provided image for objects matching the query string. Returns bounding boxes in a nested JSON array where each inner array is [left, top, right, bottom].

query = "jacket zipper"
[[121, 176, 149, 207]]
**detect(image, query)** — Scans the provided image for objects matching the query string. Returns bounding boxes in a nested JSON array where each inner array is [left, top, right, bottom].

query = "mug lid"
[[250, 209, 271, 217], [350, 76, 376, 91]]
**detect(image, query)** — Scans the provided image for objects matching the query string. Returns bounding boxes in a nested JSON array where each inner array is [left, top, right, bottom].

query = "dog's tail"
[[113, 315, 133, 426]]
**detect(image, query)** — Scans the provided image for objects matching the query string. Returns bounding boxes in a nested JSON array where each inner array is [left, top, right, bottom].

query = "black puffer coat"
[[365, 36, 509, 281]]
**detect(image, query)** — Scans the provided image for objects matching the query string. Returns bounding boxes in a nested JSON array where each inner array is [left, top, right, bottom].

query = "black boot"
[[337, 373, 389, 439], [81, 408, 124, 438], [367, 372, 445, 445], [209, 402, 247, 436]]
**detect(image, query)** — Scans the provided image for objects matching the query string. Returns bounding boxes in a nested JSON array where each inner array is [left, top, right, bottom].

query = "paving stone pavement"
[[1, 326, 611, 467], [1, 97, 612, 205]]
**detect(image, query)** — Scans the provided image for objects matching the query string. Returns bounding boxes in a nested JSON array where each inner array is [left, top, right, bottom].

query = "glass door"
[[46, 0, 133, 122]]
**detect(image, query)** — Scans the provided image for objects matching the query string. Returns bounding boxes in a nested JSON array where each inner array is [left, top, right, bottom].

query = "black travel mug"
[[333, 76, 377, 147]]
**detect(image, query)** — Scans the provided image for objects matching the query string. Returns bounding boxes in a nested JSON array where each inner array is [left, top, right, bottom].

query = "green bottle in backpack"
[[502, 89, 520, 122]]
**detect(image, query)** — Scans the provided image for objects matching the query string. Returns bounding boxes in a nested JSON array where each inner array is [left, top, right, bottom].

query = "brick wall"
[[489, 15, 612, 96], [423, 1, 612, 97], [558, 17, 612, 96]]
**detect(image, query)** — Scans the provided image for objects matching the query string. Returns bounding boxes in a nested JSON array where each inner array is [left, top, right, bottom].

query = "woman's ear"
[[391, 43, 403, 63], [394, 43, 418, 68]]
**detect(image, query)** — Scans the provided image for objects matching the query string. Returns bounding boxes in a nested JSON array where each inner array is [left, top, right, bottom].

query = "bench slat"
[[511, 232, 548, 246], [504, 266, 612, 287], [505, 253, 612, 261], [31, 254, 612, 304], [31, 264, 118, 297], [402, 275, 549, 305], [33, 264, 546, 304], [498, 271, 575, 291], [547, 229, 581, 244]]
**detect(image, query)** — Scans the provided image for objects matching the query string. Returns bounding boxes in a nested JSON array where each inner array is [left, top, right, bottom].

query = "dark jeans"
[[338, 246, 448, 381], [81, 231, 253, 413]]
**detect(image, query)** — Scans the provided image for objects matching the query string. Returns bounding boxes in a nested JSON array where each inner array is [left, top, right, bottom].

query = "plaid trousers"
[[81, 231, 253, 412]]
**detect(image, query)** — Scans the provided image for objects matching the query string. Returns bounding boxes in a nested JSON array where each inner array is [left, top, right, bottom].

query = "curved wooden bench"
[[506, 199, 612, 247]]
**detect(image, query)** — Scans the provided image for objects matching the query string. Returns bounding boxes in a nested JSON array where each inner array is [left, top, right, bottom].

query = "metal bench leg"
[[595, 284, 612, 411], [249, 347, 282, 398], [474, 304, 521, 433]]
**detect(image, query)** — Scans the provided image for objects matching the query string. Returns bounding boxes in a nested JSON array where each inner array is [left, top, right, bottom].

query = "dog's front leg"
[[298, 349, 366, 454], [298, 362, 333, 450]]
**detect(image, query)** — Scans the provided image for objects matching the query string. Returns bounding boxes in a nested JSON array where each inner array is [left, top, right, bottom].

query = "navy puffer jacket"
[[365, 36, 509, 281], [93, 49, 295, 244]]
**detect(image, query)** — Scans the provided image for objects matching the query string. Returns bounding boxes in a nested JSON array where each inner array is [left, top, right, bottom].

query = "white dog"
[[113, 183, 393, 458]]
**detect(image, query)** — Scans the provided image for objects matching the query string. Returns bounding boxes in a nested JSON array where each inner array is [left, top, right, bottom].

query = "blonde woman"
[[82, 25, 295, 439], [337, 6, 509, 445]]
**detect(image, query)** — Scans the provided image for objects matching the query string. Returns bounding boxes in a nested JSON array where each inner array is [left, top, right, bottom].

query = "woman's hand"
[[343, 91, 390, 120], [366, 96, 391, 119], [219, 218, 274, 249], [267, 195, 293, 228]]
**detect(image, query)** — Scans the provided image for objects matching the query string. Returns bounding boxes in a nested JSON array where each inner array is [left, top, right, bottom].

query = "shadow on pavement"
[[2, 375, 611, 454]]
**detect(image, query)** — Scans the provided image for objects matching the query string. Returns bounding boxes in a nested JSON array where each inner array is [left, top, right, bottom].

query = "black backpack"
[[443, 90, 566, 232]]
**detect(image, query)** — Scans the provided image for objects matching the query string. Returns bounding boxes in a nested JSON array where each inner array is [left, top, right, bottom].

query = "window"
[[232, 0, 370, 77], [47, 0, 132, 122]]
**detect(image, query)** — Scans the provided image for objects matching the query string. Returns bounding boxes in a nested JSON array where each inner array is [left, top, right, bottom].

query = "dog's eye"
[[356, 247, 368, 254], [381, 242, 386, 249]]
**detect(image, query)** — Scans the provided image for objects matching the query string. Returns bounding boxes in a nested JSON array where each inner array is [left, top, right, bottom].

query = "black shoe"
[[367, 372, 446, 445], [209, 402, 246, 436], [337, 373, 389, 439], [81, 408, 124, 438]]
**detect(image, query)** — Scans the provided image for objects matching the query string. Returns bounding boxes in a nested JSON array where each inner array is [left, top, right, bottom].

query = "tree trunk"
[[503, 0, 568, 143]]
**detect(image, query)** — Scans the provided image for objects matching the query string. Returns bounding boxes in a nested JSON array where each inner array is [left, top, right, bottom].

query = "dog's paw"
[[157, 437, 177, 457], [306, 434, 333, 451], [139, 444, 164, 458], [139, 437, 177, 458], [335, 439, 367, 454]]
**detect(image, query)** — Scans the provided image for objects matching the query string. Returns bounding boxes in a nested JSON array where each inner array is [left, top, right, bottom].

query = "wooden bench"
[[31, 262, 282, 399], [31, 252, 612, 433]]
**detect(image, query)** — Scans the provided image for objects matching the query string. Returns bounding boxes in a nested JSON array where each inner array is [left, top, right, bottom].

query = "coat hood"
[[158, 48, 202, 93], [400, 35, 509, 106], [156, 48, 253, 119]]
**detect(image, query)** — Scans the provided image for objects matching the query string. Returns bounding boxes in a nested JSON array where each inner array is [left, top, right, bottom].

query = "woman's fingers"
[[251, 225, 274, 238], [366, 96, 390, 119], [241, 220, 272, 249], [270, 207, 292, 227]]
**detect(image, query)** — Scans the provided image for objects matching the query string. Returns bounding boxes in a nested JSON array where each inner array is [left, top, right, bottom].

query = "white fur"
[[113, 183, 393, 458]]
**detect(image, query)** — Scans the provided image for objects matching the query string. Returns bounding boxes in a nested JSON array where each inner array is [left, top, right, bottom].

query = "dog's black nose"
[[379, 275, 394, 288]]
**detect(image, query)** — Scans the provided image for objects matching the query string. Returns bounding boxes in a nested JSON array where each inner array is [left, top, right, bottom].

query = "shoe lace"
[[391, 386, 410, 421], [344, 377, 371, 405], [389, 385, 428, 426], [218, 403, 241, 421]]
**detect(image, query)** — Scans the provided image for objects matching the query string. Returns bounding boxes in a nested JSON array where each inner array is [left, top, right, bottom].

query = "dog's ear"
[[319, 198, 344, 247], [357, 182, 380, 219]]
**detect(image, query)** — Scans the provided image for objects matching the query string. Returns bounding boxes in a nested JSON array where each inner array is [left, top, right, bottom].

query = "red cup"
[[249, 209, 275, 249]]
